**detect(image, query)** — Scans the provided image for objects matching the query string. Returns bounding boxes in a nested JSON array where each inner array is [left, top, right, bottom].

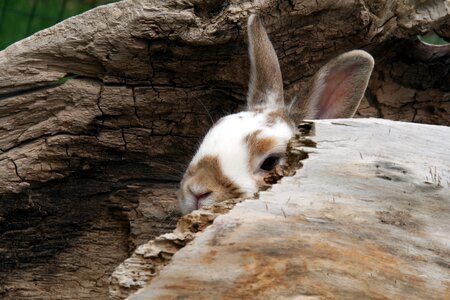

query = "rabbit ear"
[[247, 15, 284, 111], [291, 50, 374, 121]]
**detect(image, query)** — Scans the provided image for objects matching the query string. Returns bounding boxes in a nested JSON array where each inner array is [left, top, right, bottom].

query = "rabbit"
[[178, 14, 374, 215]]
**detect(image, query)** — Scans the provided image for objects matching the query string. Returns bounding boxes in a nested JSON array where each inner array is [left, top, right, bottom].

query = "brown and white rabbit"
[[178, 15, 374, 215]]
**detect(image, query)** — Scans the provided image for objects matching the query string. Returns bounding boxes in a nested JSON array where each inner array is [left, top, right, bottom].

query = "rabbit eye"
[[260, 155, 281, 172]]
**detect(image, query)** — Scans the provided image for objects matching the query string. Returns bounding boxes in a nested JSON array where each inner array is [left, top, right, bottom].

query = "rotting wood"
[[128, 118, 450, 299], [109, 121, 315, 299], [0, 0, 449, 299]]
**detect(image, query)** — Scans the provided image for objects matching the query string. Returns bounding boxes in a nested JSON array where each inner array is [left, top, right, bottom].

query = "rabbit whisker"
[[193, 97, 215, 126]]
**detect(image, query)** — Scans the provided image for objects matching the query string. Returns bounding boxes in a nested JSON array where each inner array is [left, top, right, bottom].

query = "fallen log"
[[126, 118, 450, 299], [0, 0, 449, 298]]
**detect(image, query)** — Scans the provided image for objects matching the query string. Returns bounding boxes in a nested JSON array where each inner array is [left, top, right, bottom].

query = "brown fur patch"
[[245, 130, 277, 189], [246, 130, 276, 159], [184, 155, 244, 202]]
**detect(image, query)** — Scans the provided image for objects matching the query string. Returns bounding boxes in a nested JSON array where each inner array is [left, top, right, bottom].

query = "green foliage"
[[0, 0, 117, 50], [418, 33, 449, 46], [52, 74, 80, 85]]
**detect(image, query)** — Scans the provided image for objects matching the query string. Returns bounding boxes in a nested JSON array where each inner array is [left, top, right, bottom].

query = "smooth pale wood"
[[130, 118, 450, 299]]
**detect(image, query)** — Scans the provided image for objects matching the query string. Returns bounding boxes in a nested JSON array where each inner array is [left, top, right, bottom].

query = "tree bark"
[[0, 0, 449, 299]]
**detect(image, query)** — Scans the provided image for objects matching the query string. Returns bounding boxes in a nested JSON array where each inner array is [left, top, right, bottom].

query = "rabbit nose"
[[188, 186, 212, 209], [193, 191, 212, 209], [194, 191, 212, 201]]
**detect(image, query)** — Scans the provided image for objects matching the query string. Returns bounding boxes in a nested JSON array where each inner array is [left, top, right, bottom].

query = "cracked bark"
[[0, 0, 449, 299]]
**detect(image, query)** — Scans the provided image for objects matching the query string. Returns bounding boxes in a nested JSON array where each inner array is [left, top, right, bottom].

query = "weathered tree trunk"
[[0, 0, 449, 299], [125, 119, 450, 299]]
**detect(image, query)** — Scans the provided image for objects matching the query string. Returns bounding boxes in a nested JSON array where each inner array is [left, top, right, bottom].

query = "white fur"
[[190, 110, 294, 195]]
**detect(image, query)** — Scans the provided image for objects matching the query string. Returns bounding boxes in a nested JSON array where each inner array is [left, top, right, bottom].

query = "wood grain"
[[0, 0, 449, 298], [131, 119, 450, 299]]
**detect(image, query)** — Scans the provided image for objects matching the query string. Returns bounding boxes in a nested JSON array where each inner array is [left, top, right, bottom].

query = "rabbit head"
[[178, 15, 374, 215]]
